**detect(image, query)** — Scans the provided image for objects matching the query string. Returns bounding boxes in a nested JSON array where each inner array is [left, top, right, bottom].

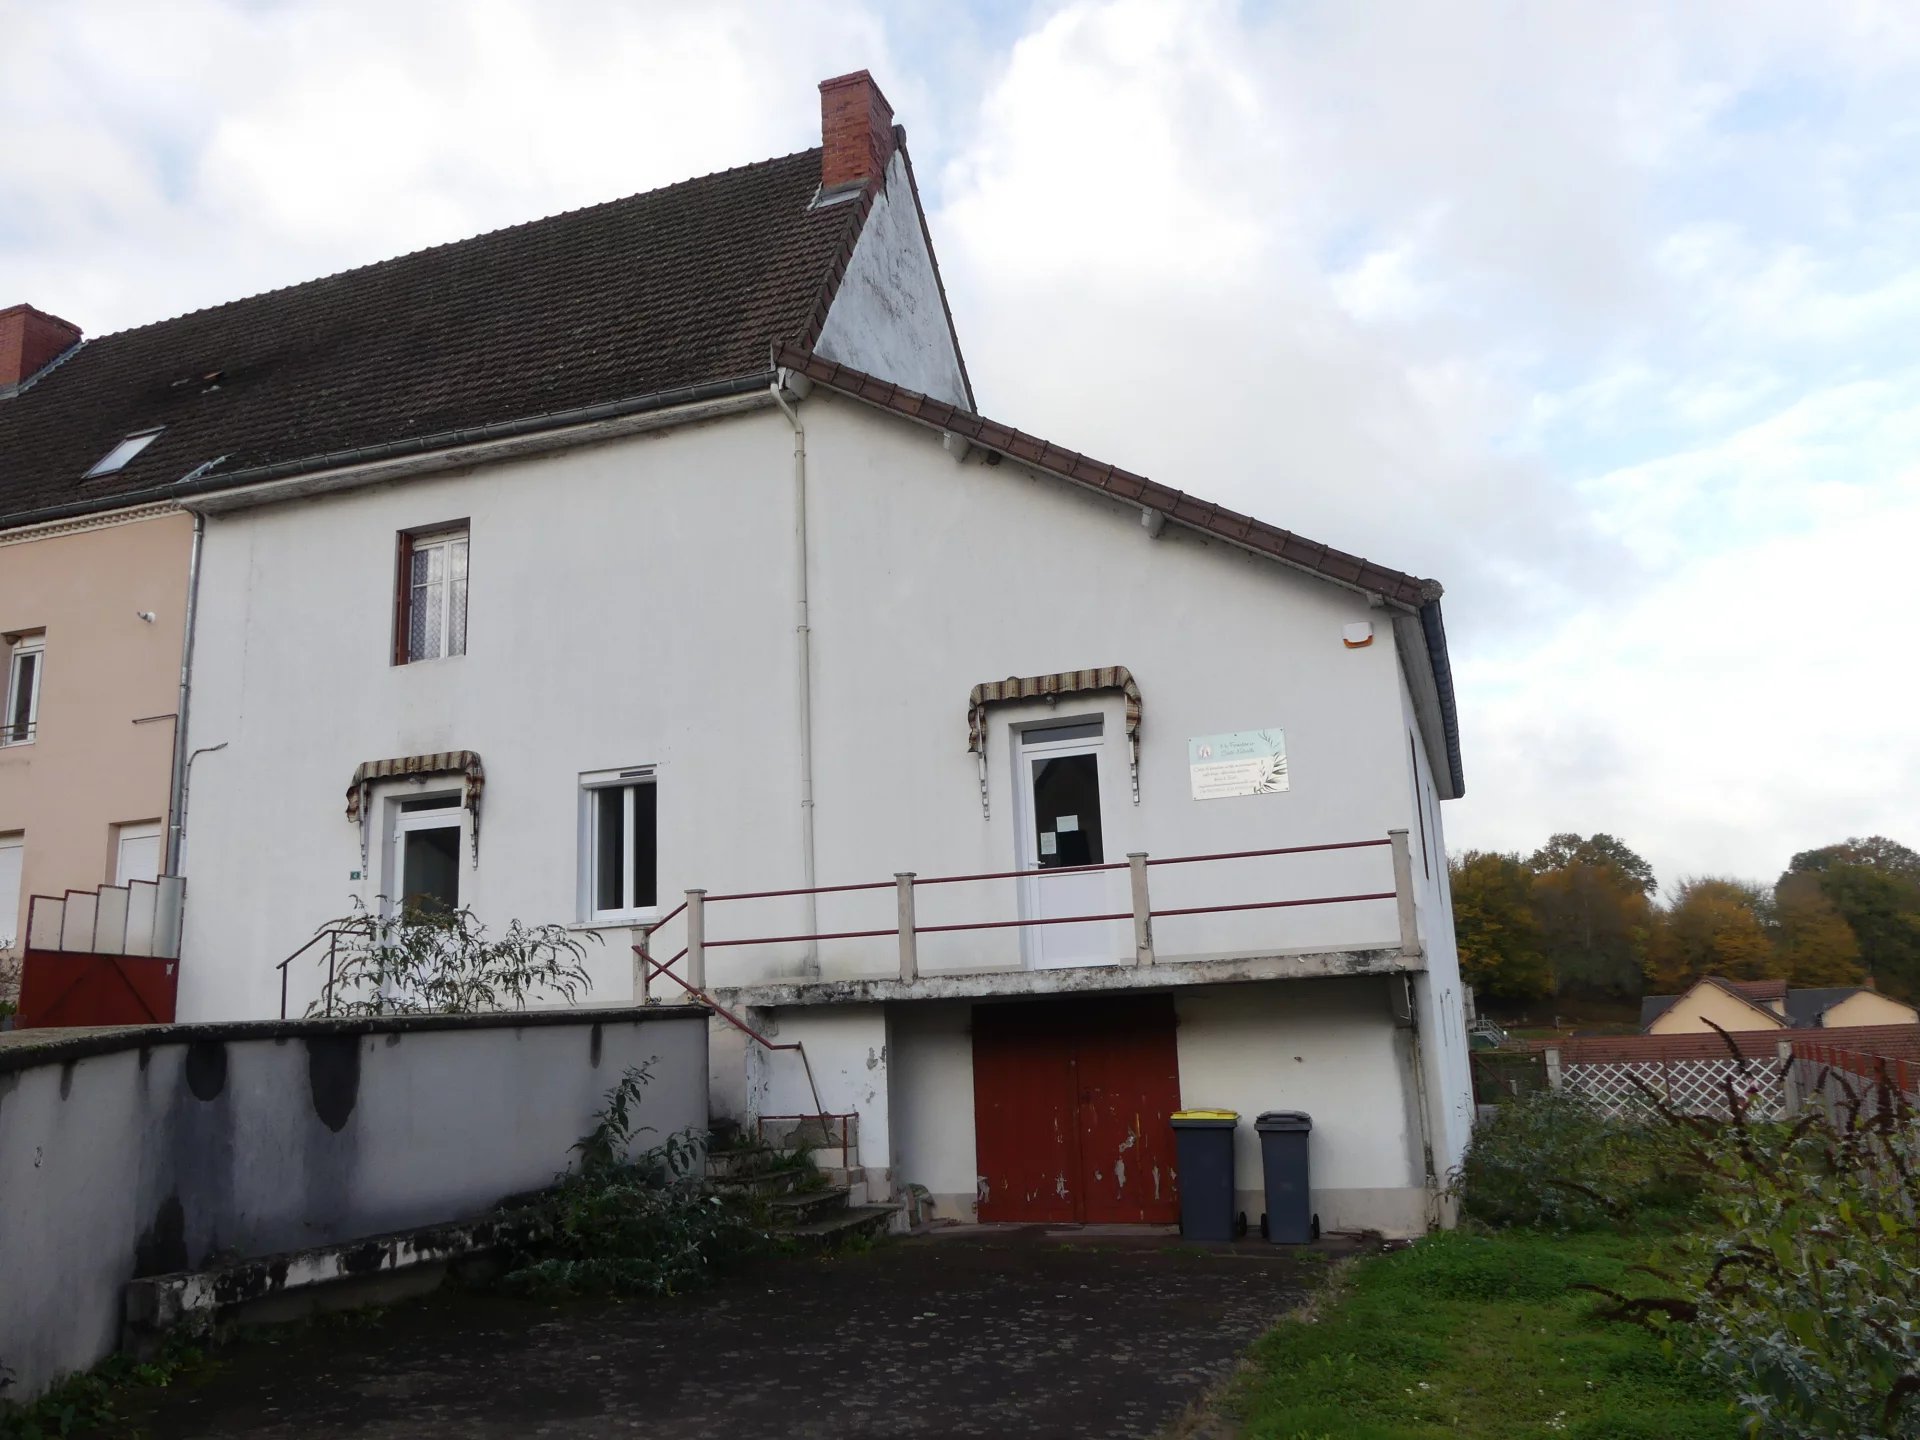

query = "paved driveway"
[[130, 1227, 1326, 1439]]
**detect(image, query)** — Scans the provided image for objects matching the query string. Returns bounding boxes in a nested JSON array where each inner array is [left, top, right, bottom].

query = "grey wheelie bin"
[[1255, 1110, 1316, 1243], [1170, 1109, 1239, 1241]]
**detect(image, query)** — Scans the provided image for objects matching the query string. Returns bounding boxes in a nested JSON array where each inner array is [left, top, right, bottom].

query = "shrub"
[[501, 1063, 765, 1298], [308, 899, 597, 1017], [1672, 1074, 1920, 1439], [1455, 1090, 1700, 1231]]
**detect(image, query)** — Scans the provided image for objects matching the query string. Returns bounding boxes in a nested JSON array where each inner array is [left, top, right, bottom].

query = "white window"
[[0, 833, 21, 952], [580, 769, 658, 921], [396, 526, 469, 664], [5, 634, 43, 746], [114, 821, 163, 887], [84, 428, 163, 478]]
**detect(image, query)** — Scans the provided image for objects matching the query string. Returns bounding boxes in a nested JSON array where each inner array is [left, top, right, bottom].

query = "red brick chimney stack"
[[0, 304, 82, 389], [819, 71, 896, 193]]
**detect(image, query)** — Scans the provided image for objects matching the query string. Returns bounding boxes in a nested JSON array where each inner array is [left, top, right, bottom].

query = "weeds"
[[307, 898, 597, 1017], [500, 1063, 766, 1298], [1454, 1089, 1702, 1231], [0, 1333, 205, 1439], [1577, 1058, 1920, 1439]]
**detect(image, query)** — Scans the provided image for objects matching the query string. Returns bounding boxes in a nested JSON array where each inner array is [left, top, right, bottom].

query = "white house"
[[11, 73, 1471, 1238]]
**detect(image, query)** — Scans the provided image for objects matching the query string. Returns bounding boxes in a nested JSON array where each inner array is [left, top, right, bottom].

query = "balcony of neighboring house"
[[635, 829, 1427, 1011]]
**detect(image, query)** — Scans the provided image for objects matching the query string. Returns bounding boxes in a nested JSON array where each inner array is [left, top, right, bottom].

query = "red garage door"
[[973, 994, 1182, 1224]]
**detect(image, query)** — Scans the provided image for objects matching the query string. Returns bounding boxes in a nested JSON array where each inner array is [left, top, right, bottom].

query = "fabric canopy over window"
[[345, 750, 484, 864], [966, 666, 1141, 815]]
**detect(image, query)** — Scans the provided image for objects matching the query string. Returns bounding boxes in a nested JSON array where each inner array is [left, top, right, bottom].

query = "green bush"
[[1455, 1090, 1701, 1231], [500, 1063, 766, 1298], [1670, 1079, 1920, 1438]]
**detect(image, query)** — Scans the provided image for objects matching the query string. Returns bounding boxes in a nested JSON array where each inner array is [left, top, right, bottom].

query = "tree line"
[[1450, 832, 1920, 1007]]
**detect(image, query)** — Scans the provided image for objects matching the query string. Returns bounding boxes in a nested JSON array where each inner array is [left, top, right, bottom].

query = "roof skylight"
[[84, 428, 162, 478]]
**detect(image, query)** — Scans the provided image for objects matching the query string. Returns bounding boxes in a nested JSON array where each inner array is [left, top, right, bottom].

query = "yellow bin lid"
[[1171, 1109, 1239, 1121]]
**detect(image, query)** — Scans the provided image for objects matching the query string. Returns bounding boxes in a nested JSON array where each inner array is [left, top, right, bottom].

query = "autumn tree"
[[1645, 877, 1780, 992], [1528, 833, 1657, 896], [1449, 851, 1553, 1002], [1784, 836, 1920, 1002], [1524, 833, 1656, 999], [1772, 872, 1865, 987]]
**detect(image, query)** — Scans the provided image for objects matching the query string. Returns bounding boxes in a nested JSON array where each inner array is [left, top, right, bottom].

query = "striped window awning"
[[345, 751, 485, 864], [966, 666, 1141, 815]]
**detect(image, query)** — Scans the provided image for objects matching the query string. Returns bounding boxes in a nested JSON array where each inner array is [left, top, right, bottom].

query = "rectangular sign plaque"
[[1188, 729, 1289, 800]]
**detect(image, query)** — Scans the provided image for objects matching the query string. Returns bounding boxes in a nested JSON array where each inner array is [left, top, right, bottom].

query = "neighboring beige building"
[[0, 504, 192, 963], [1641, 975, 1918, 1034]]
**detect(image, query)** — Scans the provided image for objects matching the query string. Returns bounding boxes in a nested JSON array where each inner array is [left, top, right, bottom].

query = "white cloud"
[[6, 0, 1920, 882]]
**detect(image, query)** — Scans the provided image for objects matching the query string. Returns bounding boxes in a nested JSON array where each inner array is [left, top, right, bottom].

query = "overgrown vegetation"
[[1583, 1066, 1920, 1438], [308, 898, 597, 1017], [1454, 1088, 1701, 1231], [499, 1062, 767, 1297], [0, 1334, 205, 1439]]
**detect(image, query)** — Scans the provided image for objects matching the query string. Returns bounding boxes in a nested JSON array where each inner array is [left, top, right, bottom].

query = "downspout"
[[770, 370, 820, 976], [163, 512, 206, 875]]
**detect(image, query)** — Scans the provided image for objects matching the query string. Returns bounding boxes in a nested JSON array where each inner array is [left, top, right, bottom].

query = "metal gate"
[[972, 994, 1182, 1224]]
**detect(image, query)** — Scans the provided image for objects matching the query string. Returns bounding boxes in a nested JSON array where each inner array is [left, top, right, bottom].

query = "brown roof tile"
[[0, 148, 866, 524]]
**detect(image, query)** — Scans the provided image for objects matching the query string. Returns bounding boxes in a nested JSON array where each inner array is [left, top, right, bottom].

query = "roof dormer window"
[[84, 428, 163, 478]]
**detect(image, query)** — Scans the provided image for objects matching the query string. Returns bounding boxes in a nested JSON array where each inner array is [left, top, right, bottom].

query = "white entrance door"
[[1015, 720, 1118, 969], [388, 795, 464, 917]]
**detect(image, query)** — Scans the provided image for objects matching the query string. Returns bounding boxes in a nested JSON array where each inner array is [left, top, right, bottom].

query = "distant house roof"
[[773, 344, 1465, 795], [1786, 986, 1874, 1027], [0, 147, 878, 527], [1639, 993, 1678, 1029], [1642, 977, 1902, 1032]]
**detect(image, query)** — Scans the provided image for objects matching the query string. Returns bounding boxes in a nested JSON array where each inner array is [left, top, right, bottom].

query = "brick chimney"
[[819, 70, 896, 193], [0, 304, 82, 390]]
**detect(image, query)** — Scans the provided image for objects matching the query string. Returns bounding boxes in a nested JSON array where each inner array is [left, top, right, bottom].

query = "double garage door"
[[972, 994, 1182, 1224]]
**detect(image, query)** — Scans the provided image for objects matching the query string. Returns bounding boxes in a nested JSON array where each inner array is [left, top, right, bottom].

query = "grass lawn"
[[1229, 1228, 1740, 1440]]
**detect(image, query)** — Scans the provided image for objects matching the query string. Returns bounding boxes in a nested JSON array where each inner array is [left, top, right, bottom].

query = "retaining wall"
[[0, 1007, 707, 1400]]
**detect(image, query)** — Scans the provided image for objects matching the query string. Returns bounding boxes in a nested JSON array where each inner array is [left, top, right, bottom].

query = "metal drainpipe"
[[163, 512, 206, 875], [770, 371, 820, 976]]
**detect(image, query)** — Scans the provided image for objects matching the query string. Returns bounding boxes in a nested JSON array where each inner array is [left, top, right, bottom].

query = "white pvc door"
[[114, 823, 162, 886], [388, 795, 463, 917], [1015, 722, 1118, 969]]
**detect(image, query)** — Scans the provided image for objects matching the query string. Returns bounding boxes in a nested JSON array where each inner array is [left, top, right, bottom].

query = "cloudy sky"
[[6, 0, 1916, 893]]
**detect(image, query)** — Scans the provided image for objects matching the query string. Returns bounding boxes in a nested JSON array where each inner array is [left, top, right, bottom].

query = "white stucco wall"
[[180, 407, 815, 1020], [182, 392, 1443, 1011], [1398, 668, 1473, 1187], [814, 149, 968, 408], [885, 999, 977, 1217], [1174, 978, 1430, 1237], [798, 393, 1420, 980]]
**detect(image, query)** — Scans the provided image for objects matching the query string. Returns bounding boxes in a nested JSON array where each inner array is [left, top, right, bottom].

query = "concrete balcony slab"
[[712, 945, 1419, 1009]]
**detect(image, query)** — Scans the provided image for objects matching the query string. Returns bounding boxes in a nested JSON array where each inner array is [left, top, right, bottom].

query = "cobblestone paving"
[[129, 1227, 1328, 1439]]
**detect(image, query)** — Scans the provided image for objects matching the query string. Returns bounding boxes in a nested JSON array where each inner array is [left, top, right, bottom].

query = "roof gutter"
[[0, 370, 777, 531]]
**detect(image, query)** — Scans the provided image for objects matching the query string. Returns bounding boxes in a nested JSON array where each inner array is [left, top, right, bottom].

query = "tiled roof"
[[773, 343, 1466, 795], [0, 148, 866, 525], [1726, 978, 1789, 1003]]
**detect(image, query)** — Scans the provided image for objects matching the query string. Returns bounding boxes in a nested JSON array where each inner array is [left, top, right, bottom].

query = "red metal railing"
[[634, 831, 1415, 999]]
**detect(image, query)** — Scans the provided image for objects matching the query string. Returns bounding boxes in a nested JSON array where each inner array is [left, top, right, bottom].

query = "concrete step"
[[766, 1187, 851, 1226], [708, 1167, 808, 1200], [774, 1204, 897, 1249], [759, 1114, 858, 1157]]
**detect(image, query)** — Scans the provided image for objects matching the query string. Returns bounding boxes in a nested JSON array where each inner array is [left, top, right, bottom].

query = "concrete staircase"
[[707, 1115, 896, 1247]]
